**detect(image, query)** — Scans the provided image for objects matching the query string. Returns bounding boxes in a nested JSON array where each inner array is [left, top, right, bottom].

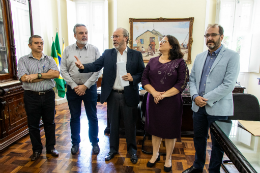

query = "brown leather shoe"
[[30, 151, 41, 161], [47, 149, 59, 157]]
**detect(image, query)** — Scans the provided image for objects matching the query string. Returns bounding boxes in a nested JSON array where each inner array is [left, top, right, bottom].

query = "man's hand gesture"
[[74, 56, 84, 69]]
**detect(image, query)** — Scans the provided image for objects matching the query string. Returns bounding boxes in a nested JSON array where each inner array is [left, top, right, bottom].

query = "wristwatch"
[[38, 73, 42, 79]]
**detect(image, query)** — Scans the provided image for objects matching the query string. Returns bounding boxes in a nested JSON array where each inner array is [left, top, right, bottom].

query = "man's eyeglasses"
[[159, 40, 168, 44], [204, 33, 220, 38], [111, 35, 122, 39]]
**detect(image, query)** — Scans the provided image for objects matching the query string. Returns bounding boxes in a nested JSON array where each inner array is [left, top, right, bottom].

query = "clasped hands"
[[194, 96, 208, 107], [152, 91, 165, 104], [74, 85, 87, 96]]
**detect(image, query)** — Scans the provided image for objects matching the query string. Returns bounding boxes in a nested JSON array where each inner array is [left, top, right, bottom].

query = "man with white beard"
[[74, 28, 145, 163], [60, 24, 101, 155]]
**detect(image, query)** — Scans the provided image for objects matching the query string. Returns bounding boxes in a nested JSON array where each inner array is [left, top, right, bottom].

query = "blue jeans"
[[66, 84, 99, 145], [193, 107, 228, 173]]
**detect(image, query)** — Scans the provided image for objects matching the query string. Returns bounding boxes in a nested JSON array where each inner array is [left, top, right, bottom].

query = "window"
[[10, 0, 31, 64], [67, 0, 108, 53], [217, 0, 254, 72]]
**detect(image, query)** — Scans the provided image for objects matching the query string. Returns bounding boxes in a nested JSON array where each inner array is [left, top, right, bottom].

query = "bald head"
[[112, 28, 129, 52]]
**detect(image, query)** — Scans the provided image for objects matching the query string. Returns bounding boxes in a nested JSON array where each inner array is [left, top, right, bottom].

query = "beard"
[[77, 40, 88, 45], [113, 40, 125, 50], [207, 37, 221, 50]]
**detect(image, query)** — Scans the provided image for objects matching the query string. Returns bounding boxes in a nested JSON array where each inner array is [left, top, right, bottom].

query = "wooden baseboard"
[[0, 126, 29, 151]]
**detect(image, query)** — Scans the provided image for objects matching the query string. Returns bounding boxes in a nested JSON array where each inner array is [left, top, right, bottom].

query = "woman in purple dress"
[[142, 35, 189, 172]]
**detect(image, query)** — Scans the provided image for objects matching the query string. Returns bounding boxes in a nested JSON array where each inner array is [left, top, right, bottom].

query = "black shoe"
[[30, 151, 41, 161], [147, 154, 160, 167], [164, 165, 172, 172], [182, 166, 203, 173], [46, 149, 59, 157], [105, 152, 117, 161], [71, 144, 79, 155], [130, 154, 138, 164], [92, 143, 100, 154]]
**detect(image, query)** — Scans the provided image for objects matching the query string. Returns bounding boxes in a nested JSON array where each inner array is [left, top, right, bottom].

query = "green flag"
[[51, 41, 65, 98], [55, 32, 62, 65]]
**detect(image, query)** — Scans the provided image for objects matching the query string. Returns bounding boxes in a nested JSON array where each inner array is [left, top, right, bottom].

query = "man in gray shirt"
[[18, 35, 60, 161], [60, 24, 101, 155]]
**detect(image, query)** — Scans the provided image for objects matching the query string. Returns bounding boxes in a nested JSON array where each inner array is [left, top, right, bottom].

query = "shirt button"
[[204, 84, 205, 86], [206, 75, 208, 76], [211, 58, 212, 59]]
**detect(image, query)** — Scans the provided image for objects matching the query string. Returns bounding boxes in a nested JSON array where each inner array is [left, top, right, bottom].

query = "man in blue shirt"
[[183, 24, 240, 173]]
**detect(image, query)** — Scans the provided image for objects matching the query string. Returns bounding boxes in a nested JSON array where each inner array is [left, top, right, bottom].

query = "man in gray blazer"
[[183, 24, 240, 173]]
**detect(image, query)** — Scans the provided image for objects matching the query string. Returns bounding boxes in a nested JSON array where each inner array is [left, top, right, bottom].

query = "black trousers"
[[24, 90, 56, 152], [107, 91, 137, 155]]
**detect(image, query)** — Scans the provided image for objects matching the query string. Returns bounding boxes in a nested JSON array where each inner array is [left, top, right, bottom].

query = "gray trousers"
[[107, 91, 137, 155]]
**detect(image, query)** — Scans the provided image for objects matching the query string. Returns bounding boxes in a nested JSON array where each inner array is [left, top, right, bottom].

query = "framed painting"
[[129, 17, 194, 64]]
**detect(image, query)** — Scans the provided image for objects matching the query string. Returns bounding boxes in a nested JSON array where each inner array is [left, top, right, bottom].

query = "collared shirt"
[[193, 44, 223, 100], [17, 52, 59, 91], [60, 43, 101, 89], [113, 48, 127, 90]]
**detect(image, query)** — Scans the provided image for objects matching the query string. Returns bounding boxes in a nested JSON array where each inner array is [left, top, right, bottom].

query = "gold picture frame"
[[129, 17, 194, 64]]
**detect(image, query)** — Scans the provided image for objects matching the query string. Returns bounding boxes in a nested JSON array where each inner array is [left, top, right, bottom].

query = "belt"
[[26, 89, 53, 96], [112, 89, 124, 93]]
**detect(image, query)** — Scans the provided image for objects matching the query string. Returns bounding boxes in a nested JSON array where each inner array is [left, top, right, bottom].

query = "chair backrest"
[[229, 93, 260, 121]]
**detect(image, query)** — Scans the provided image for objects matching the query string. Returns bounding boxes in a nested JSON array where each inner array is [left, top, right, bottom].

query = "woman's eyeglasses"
[[159, 40, 168, 44]]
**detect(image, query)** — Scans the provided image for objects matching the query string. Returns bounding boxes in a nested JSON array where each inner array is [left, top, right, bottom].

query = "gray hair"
[[29, 35, 43, 44], [207, 24, 224, 36], [73, 24, 87, 34], [117, 27, 129, 44]]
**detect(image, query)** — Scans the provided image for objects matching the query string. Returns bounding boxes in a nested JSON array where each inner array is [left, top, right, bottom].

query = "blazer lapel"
[[197, 51, 208, 84], [111, 48, 117, 74], [126, 47, 133, 72], [209, 46, 226, 74]]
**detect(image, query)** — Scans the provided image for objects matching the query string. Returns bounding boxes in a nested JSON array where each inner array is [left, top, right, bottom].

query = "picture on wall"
[[129, 17, 194, 64]]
